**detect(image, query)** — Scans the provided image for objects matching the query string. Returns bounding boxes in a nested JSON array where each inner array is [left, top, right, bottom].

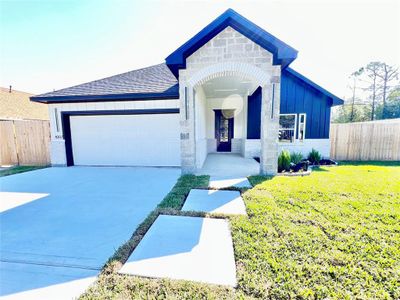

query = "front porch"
[[195, 153, 260, 177]]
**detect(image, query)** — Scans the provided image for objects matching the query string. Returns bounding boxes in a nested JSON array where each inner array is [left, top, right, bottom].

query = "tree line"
[[334, 62, 400, 123]]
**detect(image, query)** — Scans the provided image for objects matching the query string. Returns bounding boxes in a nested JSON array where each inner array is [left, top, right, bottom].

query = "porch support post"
[[179, 82, 196, 174], [260, 81, 280, 175]]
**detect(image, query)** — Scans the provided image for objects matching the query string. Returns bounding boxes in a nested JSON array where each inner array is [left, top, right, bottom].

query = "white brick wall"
[[243, 139, 331, 159]]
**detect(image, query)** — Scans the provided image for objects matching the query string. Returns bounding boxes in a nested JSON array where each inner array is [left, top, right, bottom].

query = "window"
[[298, 113, 306, 142], [54, 108, 60, 132], [279, 114, 296, 143]]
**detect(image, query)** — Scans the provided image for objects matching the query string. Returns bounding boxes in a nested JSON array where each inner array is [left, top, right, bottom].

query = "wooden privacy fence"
[[330, 119, 400, 161], [0, 119, 50, 166]]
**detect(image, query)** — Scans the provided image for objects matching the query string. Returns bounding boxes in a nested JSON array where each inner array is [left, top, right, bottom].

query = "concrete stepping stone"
[[182, 189, 247, 215], [208, 176, 252, 189], [119, 215, 236, 286]]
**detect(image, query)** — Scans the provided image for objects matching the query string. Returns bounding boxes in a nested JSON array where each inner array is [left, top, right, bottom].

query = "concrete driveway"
[[0, 167, 180, 299]]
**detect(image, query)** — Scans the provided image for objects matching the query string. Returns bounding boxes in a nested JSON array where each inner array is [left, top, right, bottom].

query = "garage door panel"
[[70, 114, 181, 166]]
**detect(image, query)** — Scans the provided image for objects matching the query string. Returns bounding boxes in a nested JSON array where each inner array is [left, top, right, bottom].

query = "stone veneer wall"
[[179, 26, 281, 175]]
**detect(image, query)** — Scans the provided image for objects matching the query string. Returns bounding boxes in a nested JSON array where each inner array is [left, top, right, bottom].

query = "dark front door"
[[215, 110, 234, 152]]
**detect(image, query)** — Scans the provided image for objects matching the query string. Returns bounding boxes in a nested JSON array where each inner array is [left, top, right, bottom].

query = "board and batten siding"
[[246, 71, 333, 140], [280, 69, 332, 139]]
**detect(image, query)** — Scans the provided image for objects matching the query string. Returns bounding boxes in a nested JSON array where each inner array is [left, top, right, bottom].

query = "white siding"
[[243, 139, 331, 159], [70, 114, 180, 166], [48, 99, 179, 166]]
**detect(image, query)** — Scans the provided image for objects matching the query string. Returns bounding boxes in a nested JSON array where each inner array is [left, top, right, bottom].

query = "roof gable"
[[166, 8, 298, 77], [283, 68, 344, 106]]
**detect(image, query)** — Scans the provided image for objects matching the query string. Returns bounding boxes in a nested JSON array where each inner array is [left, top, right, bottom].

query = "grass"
[[81, 162, 400, 299], [0, 165, 47, 177]]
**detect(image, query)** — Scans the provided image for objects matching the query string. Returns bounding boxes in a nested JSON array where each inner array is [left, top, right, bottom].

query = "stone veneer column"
[[179, 77, 197, 174], [260, 78, 280, 175]]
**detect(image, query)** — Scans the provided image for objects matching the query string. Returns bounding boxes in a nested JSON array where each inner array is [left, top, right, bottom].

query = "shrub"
[[308, 148, 321, 165], [290, 152, 303, 164], [278, 150, 291, 172]]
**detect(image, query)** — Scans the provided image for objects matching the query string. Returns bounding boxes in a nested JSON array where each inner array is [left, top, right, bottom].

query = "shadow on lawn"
[[338, 161, 400, 167], [311, 166, 329, 172], [247, 175, 274, 187]]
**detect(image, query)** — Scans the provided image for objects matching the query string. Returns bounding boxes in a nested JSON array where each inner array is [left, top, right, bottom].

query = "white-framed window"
[[298, 113, 306, 142], [279, 114, 297, 143]]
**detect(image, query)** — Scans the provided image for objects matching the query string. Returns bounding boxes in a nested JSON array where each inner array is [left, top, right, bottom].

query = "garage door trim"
[[61, 109, 180, 166]]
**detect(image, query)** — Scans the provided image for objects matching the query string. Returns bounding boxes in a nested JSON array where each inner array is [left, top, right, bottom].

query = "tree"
[[348, 68, 364, 122], [376, 63, 399, 119], [364, 62, 382, 121], [375, 87, 400, 119]]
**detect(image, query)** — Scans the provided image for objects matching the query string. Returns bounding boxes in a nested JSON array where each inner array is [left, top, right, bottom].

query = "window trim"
[[279, 113, 297, 144], [298, 113, 306, 142], [278, 113, 307, 144]]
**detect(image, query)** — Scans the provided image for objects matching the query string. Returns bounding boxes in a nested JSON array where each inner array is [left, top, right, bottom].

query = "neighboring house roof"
[[166, 8, 298, 78], [284, 68, 344, 106], [0, 87, 49, 120], [31, 63, 179, 103]]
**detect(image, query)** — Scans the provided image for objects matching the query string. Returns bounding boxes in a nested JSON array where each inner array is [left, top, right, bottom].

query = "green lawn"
[[81, 162, 400, 299], [0, 165, 47, 177]]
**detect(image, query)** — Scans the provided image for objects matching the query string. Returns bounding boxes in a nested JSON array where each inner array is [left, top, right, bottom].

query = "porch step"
[[182, 189, 247, 215]]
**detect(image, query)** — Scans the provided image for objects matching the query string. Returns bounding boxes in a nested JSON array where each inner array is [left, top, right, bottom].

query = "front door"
[[215, 110, 234, 152]]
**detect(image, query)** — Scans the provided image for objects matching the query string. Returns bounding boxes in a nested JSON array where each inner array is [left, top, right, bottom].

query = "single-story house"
[[31, 9, 343, 175]]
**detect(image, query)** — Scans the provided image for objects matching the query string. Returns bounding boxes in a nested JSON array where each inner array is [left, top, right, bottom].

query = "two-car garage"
[[63, 109, 181, 167]]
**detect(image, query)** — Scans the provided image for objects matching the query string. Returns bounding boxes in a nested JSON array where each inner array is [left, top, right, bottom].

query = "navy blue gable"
[[280, 69, 338, 139], [247, 87, 262, 139], [166, 9, 298, 78]]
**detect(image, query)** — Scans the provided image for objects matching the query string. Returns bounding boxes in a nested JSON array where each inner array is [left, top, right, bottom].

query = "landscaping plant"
[[278, 150, 291, 172], [308, 148, 321, 165], [290, 151, 303, 164]]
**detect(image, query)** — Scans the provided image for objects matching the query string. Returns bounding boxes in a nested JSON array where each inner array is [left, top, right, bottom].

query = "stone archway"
[[187, 62, 270, 90], [179, 61, 279, 176]]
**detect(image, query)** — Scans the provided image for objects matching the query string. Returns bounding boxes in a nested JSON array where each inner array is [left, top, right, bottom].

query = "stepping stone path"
[[182, 189, 247, 215], [208, 176, 252, 189], [119, 215, 236, 286], [120, 177, 250, 286]]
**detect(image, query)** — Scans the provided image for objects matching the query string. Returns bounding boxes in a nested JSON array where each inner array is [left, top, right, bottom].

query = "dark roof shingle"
[[31, 63, 178, 103]]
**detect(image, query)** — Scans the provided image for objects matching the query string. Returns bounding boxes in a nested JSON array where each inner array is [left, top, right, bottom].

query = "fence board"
[[330, 119, 400, 161], [0, 119, 50, 166]]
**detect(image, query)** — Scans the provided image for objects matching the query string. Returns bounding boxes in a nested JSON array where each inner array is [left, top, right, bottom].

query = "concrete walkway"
[[182, 189, 247, 215], [196, 153, 259, 177], [0, 167, 180, 299], [119, 215, 237, 286]]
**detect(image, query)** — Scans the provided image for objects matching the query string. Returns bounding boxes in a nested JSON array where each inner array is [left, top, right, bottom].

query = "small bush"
[[308, 148, 321, 165], [290, 152, 303, 164], [278, 150, 291, 172]]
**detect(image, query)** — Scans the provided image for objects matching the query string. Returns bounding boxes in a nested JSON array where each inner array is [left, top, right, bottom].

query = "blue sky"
[[1, 0, 399, 99]]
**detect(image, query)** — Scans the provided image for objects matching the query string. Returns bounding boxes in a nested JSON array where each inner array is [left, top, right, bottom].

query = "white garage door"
[[69, 113, 181, 166]]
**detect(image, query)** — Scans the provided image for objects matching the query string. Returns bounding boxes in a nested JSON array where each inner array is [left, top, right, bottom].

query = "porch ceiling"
[[201, 75, 258, 98]]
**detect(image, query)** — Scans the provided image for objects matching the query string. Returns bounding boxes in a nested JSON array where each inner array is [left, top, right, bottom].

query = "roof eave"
[[285, 67, 344, 106], [166, 8, 297, 78], [30, 91, 179, 104]]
